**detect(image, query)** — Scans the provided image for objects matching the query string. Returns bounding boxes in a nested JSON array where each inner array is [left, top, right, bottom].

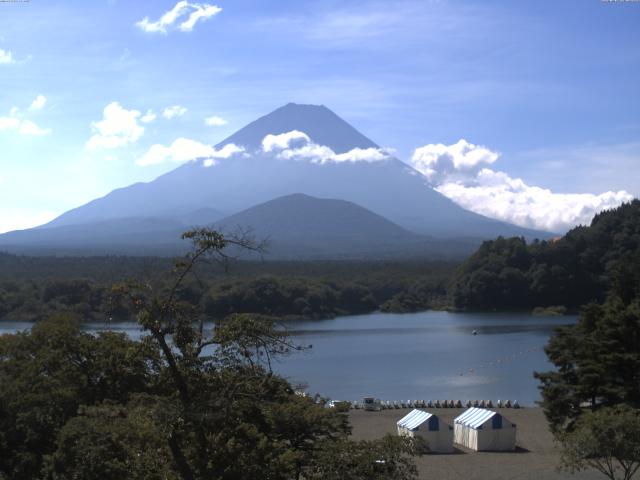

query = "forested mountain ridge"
[[450, 200, 640, 311]]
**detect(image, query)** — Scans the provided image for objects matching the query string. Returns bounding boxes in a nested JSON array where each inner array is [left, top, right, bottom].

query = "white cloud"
[[162, 105, 187, 119], [0, 116, 19, 131], [18, 120, 51, 136], [262, 130, 310, 152], [136, 1, 222, 34], [410, 139, 634, 232], [334, 147, 389, 163], [141, 109, 157, 123], [136, 137, 244, 166], [411, 139, 498, 185], [261, 130, 390, 164], [179, 4, 222, 31], [28, 94, 47, 111], [0, 49, 14, 65], [0, 105, 51, 136], [86, 102, 144, 150], [204, 115, 227, 126]]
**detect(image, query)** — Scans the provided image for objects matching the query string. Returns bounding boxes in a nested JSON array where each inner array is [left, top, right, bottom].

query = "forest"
[[2, 201, 640, 323], [0, 254, 454, 322], [0, 230, 427, 480], [450, 200, 640, 312]]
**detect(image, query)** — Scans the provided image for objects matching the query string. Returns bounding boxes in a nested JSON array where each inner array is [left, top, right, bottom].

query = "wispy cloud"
[[141, 109, 157, 123], [136, 1, 222, 34], [162, 105, 187, 119], [136, 138, 243, 166], [513, 142, 640, 197], [204, 115, 227, 126], [255, 0, 482, 50], [410, 139, 634, 232], [86, 102, 144, 150]]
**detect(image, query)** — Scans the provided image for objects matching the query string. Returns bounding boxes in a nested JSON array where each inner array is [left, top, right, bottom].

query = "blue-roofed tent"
[[453, 407, 516, 451], [397, 409, 453, 453]]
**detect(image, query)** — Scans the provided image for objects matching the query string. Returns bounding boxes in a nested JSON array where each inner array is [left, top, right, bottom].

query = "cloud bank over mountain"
[[410, 139, 633, 232], [137, 138, 243, 166], [261, 130, 390, 164], [129, 124, 633, 233]]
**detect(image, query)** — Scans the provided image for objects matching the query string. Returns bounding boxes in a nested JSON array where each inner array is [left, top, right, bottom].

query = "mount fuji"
[[0, 103, 550, 258]]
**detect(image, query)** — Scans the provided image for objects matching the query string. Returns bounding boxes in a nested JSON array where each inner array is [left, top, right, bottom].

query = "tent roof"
[[397, 409, 433, 430], [454, 407, 498, 429]]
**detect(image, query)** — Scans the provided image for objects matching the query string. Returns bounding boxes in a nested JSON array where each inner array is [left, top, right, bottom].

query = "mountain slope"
[[214, 193, 426, 258], [221, 103, 377, 154], [0, 194, 480, 258], [1, 103, 552, 253]]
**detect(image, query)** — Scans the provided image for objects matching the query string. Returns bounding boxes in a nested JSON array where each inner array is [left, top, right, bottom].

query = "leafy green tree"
[[1, 229, 425, 480], [0, 315, 156, 479], [45, 399, 177, 480], [535, 260, 640, 433], [559, 406, 640, 480], [110, 229, 424, 480]]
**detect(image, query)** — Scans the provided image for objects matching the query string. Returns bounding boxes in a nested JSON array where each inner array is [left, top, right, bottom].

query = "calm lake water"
[[0, 311, 575, 405]]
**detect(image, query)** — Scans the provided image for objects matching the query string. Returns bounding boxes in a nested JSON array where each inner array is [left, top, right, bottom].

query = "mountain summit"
[[219, 103, 377, 153], [0, 103, 550, 256]]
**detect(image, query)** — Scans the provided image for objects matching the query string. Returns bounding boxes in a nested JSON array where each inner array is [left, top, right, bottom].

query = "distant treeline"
[[5, 200, 638, 322], [450, 200, 640, 311], [0, 256, 455, 322]]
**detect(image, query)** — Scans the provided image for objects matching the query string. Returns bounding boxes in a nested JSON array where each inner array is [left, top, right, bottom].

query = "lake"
[[0, 311, 575, 405]]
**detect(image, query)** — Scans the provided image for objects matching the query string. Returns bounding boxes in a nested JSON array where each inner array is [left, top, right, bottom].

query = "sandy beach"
[[349, 407, 613, 480]]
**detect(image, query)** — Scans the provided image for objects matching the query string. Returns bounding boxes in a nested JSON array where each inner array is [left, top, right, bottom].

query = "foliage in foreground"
[[0, 229, 424, 480], [535, 247, 640, 432], [536, 239, 640, 480], [559, 406, 640, 480]]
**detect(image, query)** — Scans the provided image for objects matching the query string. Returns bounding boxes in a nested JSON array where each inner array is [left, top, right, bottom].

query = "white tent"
[[397, 409, 454, 453], [453, 407, 516, 451]]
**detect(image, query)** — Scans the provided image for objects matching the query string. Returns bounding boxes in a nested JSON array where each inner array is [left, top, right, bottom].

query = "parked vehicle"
[[363, 396, 382, 411]]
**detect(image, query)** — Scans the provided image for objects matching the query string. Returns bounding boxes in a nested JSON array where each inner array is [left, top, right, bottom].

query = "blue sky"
[[0, 0, 639, 232]]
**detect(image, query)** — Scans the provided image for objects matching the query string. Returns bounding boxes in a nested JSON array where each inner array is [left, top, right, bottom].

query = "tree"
[[1, 229, 425, 479], [46, 399, 178, 480], [109, 228, 424, 480], [559, 406, 640, 480], [534, 262, 640, 433], [0, 315, 156, 479]]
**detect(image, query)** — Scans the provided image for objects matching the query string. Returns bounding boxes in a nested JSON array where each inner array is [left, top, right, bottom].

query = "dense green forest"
[[4, 200, 640, 322], [450, 200, 640, 311], [0, 254, 454, 322], [533, 228, 640, 480], [0, 230, 425, 479]]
